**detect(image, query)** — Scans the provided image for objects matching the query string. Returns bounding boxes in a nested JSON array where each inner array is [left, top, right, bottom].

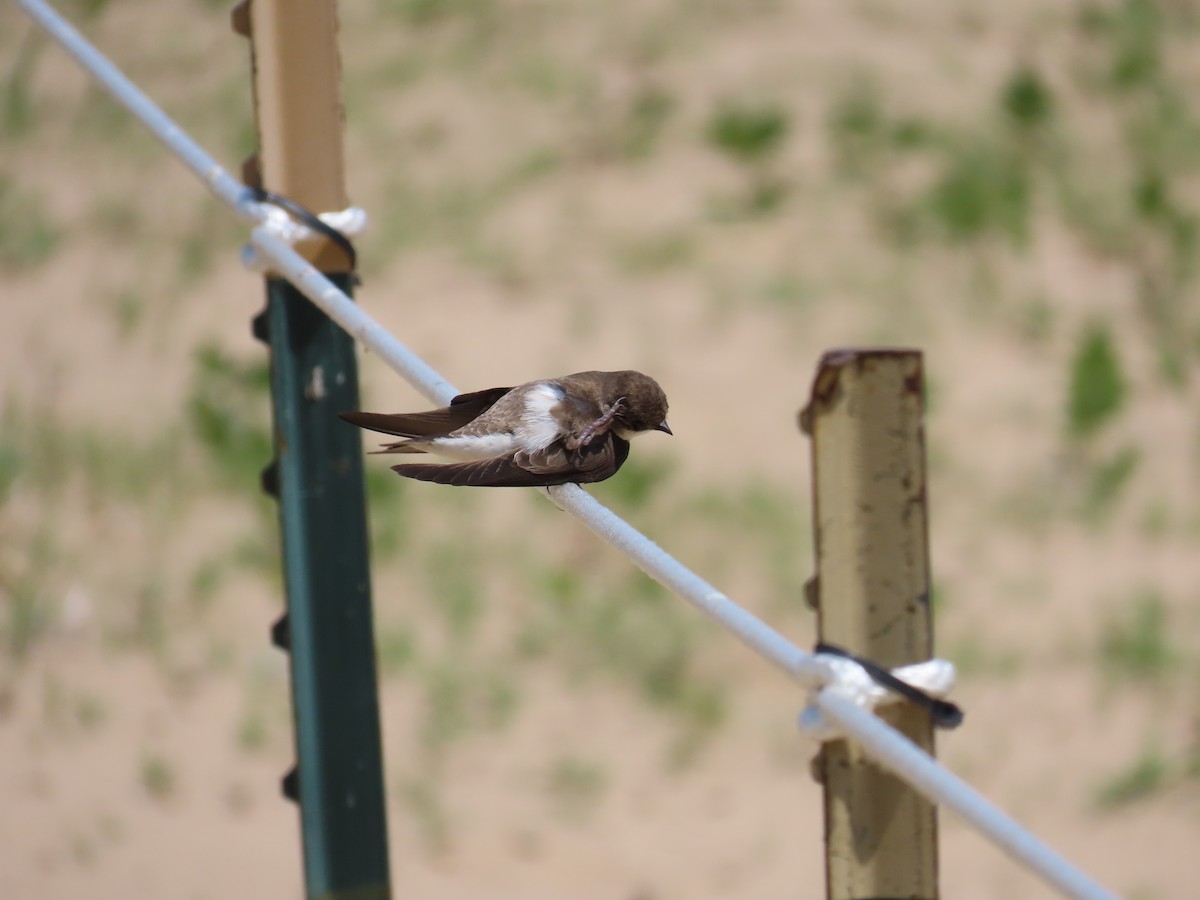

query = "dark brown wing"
[[392, 434, 631, 487], [449, 386, 514, 409], [339, 386, 513, 439]]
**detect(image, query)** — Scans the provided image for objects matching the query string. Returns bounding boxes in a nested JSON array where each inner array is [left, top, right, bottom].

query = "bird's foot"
[[570, 398, 624, 450]]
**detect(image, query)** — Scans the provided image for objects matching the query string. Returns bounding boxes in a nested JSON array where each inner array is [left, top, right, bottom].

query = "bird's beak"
[[656, 420, 673, 436]]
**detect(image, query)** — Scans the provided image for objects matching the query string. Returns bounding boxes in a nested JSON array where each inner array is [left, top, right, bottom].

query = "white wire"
[[16, 2, 1121, 898]]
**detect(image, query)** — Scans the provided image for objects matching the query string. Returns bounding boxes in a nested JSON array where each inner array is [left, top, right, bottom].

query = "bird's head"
[[610, 371, 671, 438]]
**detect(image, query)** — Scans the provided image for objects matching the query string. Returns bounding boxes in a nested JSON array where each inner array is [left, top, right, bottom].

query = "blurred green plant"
[[61, 0, 116, 18], [1082, 445, 1140, 523], [682, 480, 809, 612], [106, 288, 145, 338], [590, 454, 674, 513], [1011, 296, 1056, 347], [1001, 66, 1055, 131], [923, 138, 1031, 243], [0, 177, 62, 272], [187, 343, 272, 487], [400, 778, 452, 853], [139, 752, 176, 801], [236, 707, 269, 752], [706, 100, 791, 217], [1066, 322, 1126, 437], [546, 756, 607, 822], [419, 661, 470, 753], [385, 0, 494, 27], [707, 102, 789, 164], [621, 86, 675, 161], [369, 148, 558, 267], [613, 228, 695, 276], [827, 77, 886, 177], [365, 465, 409, 559], [376, 624, 419, 677], [1, 528, 57, 660], [1080, 0, 1164, 90], [186, 557, 226, 611], [2, 33, 41, 139], [826, 77, 935, 179], [483, 673, 520, 731], [944, 633, 1022, 679], [1098, 589, 1176, 683], [520, 561, 729, 755], [0, 435, 20, 507], [425, 540, 484, 644], [1094, 742, 1168, 808]]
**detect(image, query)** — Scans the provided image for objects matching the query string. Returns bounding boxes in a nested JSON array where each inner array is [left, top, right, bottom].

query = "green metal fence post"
[[255, 280, 390, 898], [235, 0, 392, 895]]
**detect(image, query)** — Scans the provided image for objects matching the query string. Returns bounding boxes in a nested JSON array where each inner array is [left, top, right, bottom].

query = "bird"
[[340, 370, 671, 487]]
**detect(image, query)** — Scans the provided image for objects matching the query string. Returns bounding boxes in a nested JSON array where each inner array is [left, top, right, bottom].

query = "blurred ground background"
[[2, 0, 1200, 897]]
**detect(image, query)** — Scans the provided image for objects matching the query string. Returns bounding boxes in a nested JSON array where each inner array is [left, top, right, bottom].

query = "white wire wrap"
[[240, 206, 369, 272], [16, 2, 1121, 897], [797, 656, 957, 743]]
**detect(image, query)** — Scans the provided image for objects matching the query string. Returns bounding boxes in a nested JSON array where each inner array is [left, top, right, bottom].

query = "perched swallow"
[[340, 370, 671, 487]]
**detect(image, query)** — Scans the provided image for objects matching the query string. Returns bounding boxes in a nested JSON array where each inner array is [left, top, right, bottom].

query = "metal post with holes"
[[801, 349, 939, 900], [234, 0, 391, 896]]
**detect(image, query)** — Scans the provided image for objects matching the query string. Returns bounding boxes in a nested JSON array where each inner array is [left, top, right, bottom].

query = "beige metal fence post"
[[801, 349, 939, 899]]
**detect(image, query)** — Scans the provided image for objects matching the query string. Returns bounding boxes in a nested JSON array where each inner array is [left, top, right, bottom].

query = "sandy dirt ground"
[[2, 0, 1199, 897]]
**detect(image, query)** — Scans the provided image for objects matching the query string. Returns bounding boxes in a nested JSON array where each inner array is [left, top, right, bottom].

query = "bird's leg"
[[568, 398, 625, 450]]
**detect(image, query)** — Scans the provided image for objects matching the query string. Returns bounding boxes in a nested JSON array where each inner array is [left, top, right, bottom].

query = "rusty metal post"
[[801, 349, 939, 899]]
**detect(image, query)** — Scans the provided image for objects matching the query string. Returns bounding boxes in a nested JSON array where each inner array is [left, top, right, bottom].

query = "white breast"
[[518, 382, 566, 451]]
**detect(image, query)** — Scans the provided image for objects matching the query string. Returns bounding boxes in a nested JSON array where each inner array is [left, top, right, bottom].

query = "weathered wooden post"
[[801, 349, 939, 899]]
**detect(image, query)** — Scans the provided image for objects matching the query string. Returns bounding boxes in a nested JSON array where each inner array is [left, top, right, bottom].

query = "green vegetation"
[[1098, 589, 1176, 683], [827, 76, 935, 179], [400, 778, 452, 853], [376, 624, 419, 677], [1082, 445, 1140, 523], [1001, 66, 1055, 131], [425, 540, 485, 643], [944, 634, 1022, 679], [235, 707, 269, 752], [1094, 742, 1168, 809], [590, 455, 674, 513], [1067, 323, 1126, 438], [187, 344, 272, 488], [0, 177, 62, 272], [922, 136, 1032, 244], [2, 34, 41, 139], [613, 228, 696, 276], [621, 86, 676, 161], [139, 753, 176, 801], [1, 528, 58, 660], [706, 101, 791, 216], [707, 102, 789, 166], [41, 675, 108, 736], [546, 756, 607, 822]]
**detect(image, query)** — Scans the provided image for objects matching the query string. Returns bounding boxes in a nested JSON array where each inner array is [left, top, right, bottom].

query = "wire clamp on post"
[[797, 645, 962, 742], [240, 188, 367, 278]]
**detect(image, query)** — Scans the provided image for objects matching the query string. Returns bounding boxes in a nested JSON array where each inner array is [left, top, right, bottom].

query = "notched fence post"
[[802, 349, 939, 900], [236, 0, 390, 896]]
